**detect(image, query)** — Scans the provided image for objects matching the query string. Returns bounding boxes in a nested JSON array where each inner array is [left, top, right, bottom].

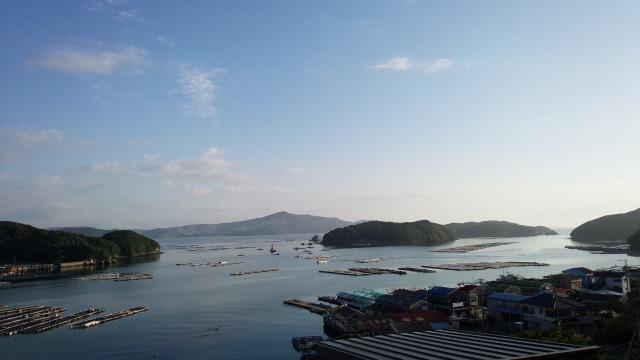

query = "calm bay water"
[[1, 234, 639, 359]]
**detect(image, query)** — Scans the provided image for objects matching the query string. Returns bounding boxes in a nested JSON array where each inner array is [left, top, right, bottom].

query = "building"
[[314, 330, 601, 359], [591, 271, 626, 292], [622, 271, 640, 296], [520, 292, 593, 332], [486, 292, 529, 325]]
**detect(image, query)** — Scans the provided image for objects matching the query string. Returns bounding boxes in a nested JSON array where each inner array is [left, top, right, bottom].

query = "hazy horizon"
[[1, 1, 639, 229]]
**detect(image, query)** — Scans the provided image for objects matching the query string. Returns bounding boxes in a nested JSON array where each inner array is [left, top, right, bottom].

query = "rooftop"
[[315, 330, 600, 359]]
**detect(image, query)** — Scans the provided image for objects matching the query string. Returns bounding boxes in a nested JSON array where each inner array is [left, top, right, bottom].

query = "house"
[[520, 292, 593, 333], [336, 289, 384, 310], [544, 273, 582, 289], [486, 292, 529, 325], [372, 289, 428, 313], [563, 267, 593, 278], [591, 271, 626, 292], [426, 285, 478, 316], [574, 288, 623, 307]]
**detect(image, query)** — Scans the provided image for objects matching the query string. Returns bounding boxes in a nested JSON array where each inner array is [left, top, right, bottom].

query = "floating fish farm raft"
[[422, 261, 549, 271], [229, 268, 280, 276], [432, 242, 518, 253], [398, 267, 436, 273], [72, 273, 153, 281], [0, 305, 148, 336]]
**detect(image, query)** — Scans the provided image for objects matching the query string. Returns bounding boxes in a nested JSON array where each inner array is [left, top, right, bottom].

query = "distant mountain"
[[0, 221, 159, 264], [50, 226, 113, 237], [571, 208, 640, 243], [629, 230, 640, 250], [141, 211, 354, 238], [321, 220, 455, 248], [445, 221, 557, 238]]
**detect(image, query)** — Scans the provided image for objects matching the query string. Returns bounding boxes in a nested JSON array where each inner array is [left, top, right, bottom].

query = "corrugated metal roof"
[[486, 293, 529, 303], [315, 330, 599, 360]]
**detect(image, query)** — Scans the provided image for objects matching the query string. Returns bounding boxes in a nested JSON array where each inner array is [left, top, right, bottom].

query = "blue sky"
[[1, 0, 639, 229]]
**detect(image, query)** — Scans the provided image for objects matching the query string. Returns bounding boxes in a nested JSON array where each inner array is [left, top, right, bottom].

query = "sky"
[[0, 0, 639, 229]]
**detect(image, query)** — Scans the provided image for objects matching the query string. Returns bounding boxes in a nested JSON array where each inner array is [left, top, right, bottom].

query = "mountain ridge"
[[570, 208, 640, 243], [445, 221, 557, 238]]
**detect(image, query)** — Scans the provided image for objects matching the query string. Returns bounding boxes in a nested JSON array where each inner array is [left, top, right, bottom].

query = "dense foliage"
[[571, 208, 640, 243], [102, 230, 160, 257], [0, 221, 160, 264], [445, 221, 557, 238], [629, 230, 640, 250], [321, 220, 455, 248]]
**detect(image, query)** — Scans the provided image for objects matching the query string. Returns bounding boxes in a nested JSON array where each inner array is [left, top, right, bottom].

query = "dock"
[[69, 307, 148, 329], [284, 299, 332, 315], [72, 273, 152, 281], [422, 261, 549, 271], [398, 267, 436, 273], [230, 268, 279, 276], [432, 242, 518, 253], [318, 296, 342, 305]]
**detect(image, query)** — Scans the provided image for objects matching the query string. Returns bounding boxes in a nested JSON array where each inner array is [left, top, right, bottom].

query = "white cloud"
[[178, 66, 225, 119], [371, 57, 414, 71], [14, 129, 63, 145], [89, 161, 121, 172], [423, 58, 454, 74], [143, 153, 160, 162], [33, 46, 147, 75], [370, 57, 454, 74], [37, 175, 61, 190]]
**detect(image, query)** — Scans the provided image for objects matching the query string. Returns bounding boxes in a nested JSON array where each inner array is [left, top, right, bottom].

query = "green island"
[[0, 221, 160, 264], [445, 221, 557, 238], [570, 208, 640, 243], [321, 220, 455, 247]]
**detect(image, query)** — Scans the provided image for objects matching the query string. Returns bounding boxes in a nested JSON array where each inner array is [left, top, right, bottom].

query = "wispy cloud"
[[371, 57, 413, 71], [32, 46, 147, 75], [371, 57, 454, 74], [423, 58, 454, 74], [177, 66, 225, 120], [14, 128, 63, 146]]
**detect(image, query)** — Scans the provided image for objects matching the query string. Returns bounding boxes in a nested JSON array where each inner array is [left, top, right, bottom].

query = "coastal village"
[[288, 264, 640, 359]]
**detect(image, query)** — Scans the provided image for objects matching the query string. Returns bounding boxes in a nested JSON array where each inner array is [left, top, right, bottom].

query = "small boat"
[[317, 260, 328, 264], [269, 244, 277, 254]]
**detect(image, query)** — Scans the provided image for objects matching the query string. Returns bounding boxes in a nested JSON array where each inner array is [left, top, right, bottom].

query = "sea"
[[1, 233, 638, 359]]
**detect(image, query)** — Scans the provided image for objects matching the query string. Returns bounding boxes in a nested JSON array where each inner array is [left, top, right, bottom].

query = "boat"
[[269, 244, 277, 253], [317, 260, 328, 264]]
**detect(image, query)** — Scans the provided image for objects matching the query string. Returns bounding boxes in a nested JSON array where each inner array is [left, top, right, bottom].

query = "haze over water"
[[2, 234, 638, 359]]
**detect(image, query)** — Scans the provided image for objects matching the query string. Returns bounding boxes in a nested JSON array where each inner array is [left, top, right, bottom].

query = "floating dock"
[[72, 273, 152, 281], [398, 267, 436, 273], [319, 269, 371, 276], [349, 268, 407, 275], [229, 268, 279, 276], [432, 242, 518, 253], [284, 299, 332, 315], [422, 261, 549, 271], [69, 307, 148, 329]]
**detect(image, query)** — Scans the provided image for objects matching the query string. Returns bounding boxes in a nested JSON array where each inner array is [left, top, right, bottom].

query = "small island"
[[570, 207, 640, 243], [321, 220, 455, 248], [0, 221, 160, 265], [444, 221, 557, 238]]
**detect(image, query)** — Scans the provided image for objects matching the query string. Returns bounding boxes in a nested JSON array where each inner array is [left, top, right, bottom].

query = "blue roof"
[[487, 293, 530, 303], [427, 287, 456, 297]]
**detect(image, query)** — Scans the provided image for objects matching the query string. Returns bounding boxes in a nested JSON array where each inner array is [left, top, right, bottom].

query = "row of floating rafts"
[[69, 307, 148, 329], [229, 268, 280, 276], [72, 273, 153, 281], [175, 261, 245, 267]]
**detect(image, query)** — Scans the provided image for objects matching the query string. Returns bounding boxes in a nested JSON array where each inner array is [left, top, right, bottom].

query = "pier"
[[349, 268, 407, 275], [283, 299, 333, 315]]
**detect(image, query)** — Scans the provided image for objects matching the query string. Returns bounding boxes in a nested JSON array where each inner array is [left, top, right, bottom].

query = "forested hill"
[[570, 208, 640, 243], [445, 221, 557, 238], [321, 220, 455, 248], [0, 221, 160, 264]]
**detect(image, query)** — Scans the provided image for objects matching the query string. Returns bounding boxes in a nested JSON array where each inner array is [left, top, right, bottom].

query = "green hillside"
[[0, 221, 160, 264], [321, 220, 455, 248]]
